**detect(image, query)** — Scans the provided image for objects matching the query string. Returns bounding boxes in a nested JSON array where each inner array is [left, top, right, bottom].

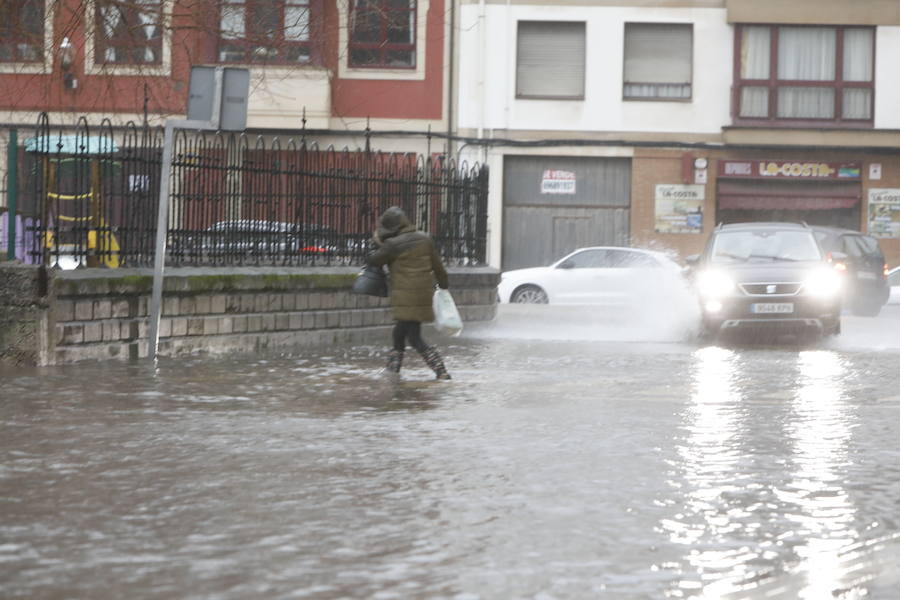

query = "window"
[[219, 0, 313, 64], [560, 249, 606, 268], [712, 231, 821, 264], [0, 0, 44, 62], [612, 251, 659, 268], [95, 0, 162, 65], [623, 23, 692, 100], [516, 21, 585, 99], [560, 250, 658, 268], [841, 234, 881, 258], [348, 0, 415, 68], [735, 25, 874, 123]]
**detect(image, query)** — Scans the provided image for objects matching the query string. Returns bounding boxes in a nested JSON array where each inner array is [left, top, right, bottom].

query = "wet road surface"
[[2, 306, 900, 599]]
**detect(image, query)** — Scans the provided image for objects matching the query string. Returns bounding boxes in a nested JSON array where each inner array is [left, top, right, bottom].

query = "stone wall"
[[0, 264, 499, 366], [0, 263, 51, 365]]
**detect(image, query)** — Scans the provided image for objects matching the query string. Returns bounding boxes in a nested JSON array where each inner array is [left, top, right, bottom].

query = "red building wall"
[[328, 0, 445, 121], [0, 0, 445, 123]]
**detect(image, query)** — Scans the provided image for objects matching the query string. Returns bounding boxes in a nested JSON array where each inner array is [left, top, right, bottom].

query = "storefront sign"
[[718, 160, 861, 180], [655, 184, 704, 234], [540, 170, 576, 194], [868, 188, 900, 239]]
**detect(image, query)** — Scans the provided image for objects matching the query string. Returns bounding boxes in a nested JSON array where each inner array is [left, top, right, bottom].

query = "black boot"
[[422, 346, 451, 380], [385, 349, 404, 373]]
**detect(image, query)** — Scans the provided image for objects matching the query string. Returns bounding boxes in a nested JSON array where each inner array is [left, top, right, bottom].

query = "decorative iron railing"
[[22, 114, 488, 269]]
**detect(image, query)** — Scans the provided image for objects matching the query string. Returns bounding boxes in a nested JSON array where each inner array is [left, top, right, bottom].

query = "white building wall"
[[458, 6, 900, 268], [458, 5, 733, 135], [874, 26, 900, 130]]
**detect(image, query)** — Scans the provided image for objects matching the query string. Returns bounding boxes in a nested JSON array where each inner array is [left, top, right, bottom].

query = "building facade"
[[0, 0, 452, 155], [456, 0, 900, 269]]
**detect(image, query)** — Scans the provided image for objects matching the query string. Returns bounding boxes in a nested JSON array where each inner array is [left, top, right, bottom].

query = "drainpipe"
[[504, 0, 512, 133], [477, 0, 486, 156], [6, 129, 17, 261], [447, 0, 456, 158]]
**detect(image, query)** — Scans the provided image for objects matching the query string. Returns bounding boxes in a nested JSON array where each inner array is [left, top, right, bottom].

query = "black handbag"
[[352, 265, 389, 297]]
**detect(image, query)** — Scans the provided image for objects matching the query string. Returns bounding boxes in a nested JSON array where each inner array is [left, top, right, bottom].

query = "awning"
[[718, 195, 858, 210], [717, 180, 860, 211]]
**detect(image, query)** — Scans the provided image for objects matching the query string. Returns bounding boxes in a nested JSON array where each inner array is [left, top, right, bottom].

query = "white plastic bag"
[[432, 289, 463, 336]]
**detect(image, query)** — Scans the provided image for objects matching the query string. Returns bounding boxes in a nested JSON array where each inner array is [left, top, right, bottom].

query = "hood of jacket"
[[377, 206, 415, 241]]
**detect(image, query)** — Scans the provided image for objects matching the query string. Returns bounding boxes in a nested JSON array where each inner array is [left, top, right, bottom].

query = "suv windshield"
[[711, 230, 822, 264]]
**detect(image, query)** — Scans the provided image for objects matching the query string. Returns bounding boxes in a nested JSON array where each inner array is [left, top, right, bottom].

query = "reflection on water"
[[661, 346, 749, 597], [663, 348, 879, 598], [787, 351, 856, 599]]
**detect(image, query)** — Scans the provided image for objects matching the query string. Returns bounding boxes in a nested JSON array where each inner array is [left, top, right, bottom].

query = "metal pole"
[[148, 121, 175, 359], [6, 129, 17, 260], [147, 66, 234, 360]]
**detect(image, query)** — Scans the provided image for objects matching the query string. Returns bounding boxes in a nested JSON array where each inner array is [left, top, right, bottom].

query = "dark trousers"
[[393, 320, 429, 353]]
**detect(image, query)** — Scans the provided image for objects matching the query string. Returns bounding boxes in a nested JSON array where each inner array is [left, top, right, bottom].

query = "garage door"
[[502, 156, 631, 270]]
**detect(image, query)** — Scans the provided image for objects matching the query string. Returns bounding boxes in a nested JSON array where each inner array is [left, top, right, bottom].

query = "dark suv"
[[688, 222, 842, 340], [811, 226, 890, 316]]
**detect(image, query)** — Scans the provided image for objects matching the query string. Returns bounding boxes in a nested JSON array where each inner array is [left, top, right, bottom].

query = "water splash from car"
[[474, 277, 701, 343]]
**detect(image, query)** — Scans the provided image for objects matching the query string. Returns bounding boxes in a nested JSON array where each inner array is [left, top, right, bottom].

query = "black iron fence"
[[21, 114, 489, 269]]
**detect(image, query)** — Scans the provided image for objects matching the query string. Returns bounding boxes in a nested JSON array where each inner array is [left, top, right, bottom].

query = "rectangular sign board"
[[655, 184, 704, 234], [187, 66, 249, 131], [718, 160, 861, 180]]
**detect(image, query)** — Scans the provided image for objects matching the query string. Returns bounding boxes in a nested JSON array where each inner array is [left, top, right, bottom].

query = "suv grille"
[[740, 282, 802, 296]]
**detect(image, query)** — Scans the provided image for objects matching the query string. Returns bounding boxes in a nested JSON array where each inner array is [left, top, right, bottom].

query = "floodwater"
[[2, 306, 900, 599]]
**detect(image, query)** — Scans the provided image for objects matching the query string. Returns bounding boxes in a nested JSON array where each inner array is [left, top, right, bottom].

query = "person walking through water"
[[366, 206, 452, 380]]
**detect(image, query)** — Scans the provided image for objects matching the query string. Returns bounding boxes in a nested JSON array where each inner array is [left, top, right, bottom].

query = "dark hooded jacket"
[[366, 207, 449, 322]]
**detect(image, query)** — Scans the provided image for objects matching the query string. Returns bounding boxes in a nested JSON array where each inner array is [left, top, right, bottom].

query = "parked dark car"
[[173, 220, 342, 262], [810, 225, 890, 316], [687, 222, 843, 341]]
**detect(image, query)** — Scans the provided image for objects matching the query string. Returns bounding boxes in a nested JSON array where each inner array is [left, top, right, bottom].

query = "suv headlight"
[[696, 270, 735, 298], [804, 267, 842, 298]]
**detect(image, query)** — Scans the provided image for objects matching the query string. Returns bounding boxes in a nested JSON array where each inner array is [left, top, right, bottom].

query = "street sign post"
[[148, 66, 249, 360]]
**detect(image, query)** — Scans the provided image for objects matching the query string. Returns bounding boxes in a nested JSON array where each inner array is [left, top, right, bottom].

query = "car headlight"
[[804, 267, 842, 298], [696, 270, 735, 298]]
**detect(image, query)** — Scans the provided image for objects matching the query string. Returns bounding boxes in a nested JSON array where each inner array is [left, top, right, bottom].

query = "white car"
[[889, 266, 900, 304], [497, 246, 690, 306]]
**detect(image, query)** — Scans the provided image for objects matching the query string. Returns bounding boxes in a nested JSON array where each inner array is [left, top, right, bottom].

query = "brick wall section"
[[0, 265, 499, 365]]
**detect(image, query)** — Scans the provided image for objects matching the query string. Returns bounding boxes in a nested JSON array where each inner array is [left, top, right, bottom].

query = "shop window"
[[95, 0, 163, 65], [0, 0, 44, 63], [348, 0, 416, 68], [623, 23, 692, 100], [516, 21, 585, 99], [735, 24, 874, 124], [219, 0, 314, 64]]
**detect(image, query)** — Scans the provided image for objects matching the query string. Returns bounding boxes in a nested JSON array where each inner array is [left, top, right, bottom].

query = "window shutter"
[[516, 21, 585, 98], [624, 23, 692, 85]]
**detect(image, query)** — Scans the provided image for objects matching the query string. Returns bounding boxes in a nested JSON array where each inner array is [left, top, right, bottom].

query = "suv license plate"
[[751, 303, 794, 314], [857, 271, 877, 280]]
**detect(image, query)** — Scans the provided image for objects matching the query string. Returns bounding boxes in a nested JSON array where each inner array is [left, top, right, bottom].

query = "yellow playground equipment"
[[43, 190, 121, 269], [40, 156, 121, 269]]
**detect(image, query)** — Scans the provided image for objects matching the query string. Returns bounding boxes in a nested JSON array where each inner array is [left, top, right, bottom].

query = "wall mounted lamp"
[[59, 37, 77, 89]]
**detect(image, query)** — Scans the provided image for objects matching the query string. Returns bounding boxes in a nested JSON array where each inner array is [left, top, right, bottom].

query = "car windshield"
[[711, 230, 822, 264]]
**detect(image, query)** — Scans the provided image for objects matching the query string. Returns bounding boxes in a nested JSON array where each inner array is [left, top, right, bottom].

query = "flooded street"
[[2, 306, 900, 599]]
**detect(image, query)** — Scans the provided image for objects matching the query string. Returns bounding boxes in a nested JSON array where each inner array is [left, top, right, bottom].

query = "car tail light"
[[885, 264, 891, 278]]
